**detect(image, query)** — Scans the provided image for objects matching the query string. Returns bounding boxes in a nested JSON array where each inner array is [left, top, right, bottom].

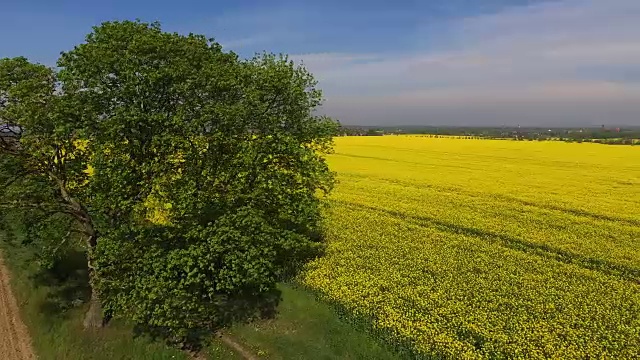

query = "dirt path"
[[0, 253, 36, 360], [218, 333, 259, 360]]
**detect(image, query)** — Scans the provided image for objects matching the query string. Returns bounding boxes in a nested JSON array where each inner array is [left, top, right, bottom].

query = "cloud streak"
[[293, 0, 640, 126]]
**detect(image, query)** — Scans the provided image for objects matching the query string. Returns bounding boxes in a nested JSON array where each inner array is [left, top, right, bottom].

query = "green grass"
[[1, 230, 398, 360], [208, 283, 400, 360], [0, 238, 188, 360]]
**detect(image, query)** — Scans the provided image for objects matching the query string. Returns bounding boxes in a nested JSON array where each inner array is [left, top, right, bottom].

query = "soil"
[[218, 333, 259, 360], [0, 253, 36, 359]]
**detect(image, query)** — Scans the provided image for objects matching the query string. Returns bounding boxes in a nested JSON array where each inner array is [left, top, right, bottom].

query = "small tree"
[[1, 20, 338, 342], [0, 57, 101, 326]]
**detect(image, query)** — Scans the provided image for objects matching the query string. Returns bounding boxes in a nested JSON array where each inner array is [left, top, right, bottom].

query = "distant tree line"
[[338, 125, 640, 145]]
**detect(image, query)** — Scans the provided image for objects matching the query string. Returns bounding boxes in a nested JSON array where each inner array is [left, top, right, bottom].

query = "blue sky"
[[2, 0, 640, 126]]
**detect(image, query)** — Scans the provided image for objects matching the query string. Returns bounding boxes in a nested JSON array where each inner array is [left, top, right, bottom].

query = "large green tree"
[[1, 20, 338, 341]]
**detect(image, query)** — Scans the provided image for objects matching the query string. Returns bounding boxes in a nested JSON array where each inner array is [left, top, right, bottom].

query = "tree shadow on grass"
[[124, 223, 330, 351], [132, 288, 283, 351], [30, 249, 91, 319]]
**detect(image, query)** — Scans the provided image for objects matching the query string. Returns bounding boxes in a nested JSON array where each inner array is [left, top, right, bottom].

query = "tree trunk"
[[83, 286, 103, 329], [51, 173, 105, 329], [82, 233, 104, 330]]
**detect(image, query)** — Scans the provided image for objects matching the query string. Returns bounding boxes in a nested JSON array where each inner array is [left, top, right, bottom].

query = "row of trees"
[[0, 21, 338, 346], [338, 125, 640, 144]]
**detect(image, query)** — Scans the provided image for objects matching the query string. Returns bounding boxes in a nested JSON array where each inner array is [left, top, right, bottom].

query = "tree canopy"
[[0, 20, 338, 344]]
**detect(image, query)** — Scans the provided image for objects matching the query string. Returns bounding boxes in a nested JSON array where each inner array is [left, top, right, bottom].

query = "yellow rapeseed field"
[[300, 136, 640, 359]]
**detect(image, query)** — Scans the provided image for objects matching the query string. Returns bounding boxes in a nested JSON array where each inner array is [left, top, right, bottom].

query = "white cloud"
[[219, 35, 272, 49], [291, 53, 381, 72], [294, 0, 640, 125], [384, 81, 640, 105]]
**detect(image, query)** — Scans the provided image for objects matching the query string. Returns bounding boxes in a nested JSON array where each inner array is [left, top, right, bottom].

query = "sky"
[[2, 0, 640, 126]]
